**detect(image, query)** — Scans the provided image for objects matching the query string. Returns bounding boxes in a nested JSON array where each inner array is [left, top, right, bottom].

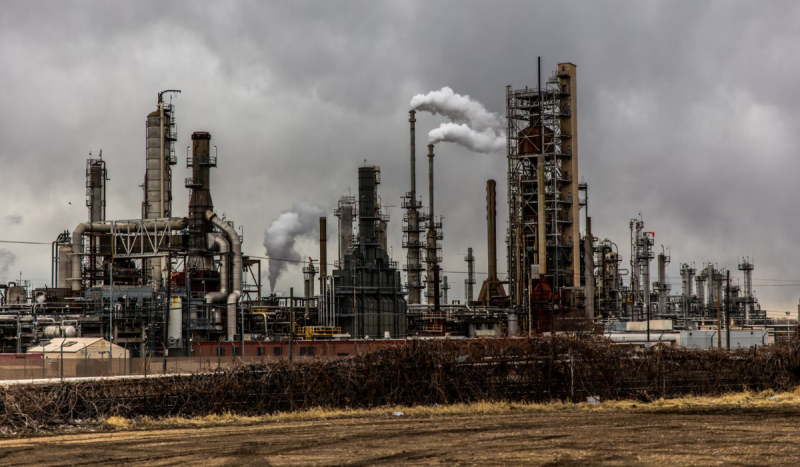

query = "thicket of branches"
[[3, 336, 800, 432]]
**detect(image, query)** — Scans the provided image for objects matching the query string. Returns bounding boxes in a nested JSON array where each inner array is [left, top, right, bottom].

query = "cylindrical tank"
[[57, 245, 72, 289], [6, 283, 25, 304], [507, 313, 519, 336], [168, 297, 182, 347]]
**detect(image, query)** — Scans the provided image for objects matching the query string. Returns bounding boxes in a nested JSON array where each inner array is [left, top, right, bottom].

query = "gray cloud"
[[0, 0, 798, 311], [4, 214, 22, 226]]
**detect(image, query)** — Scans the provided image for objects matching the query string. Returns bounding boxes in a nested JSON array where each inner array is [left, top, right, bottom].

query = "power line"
[[0, 240, 50, 245]]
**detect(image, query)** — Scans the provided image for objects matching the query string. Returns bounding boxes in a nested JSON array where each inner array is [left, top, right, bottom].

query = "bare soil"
[[1, 408, 800, 466]]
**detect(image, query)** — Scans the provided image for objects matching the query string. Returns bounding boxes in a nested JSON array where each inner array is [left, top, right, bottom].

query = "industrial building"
[[0, 62, 794, 356]]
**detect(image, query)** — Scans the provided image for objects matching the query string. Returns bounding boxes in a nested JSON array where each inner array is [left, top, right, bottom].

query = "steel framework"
[[507, 63, 579, 306]]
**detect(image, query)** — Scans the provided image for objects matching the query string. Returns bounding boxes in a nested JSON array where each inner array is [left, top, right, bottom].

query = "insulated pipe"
[[204, 234, 229, 303], [70, 218, 188, 291], [206, 211, 241, 342]]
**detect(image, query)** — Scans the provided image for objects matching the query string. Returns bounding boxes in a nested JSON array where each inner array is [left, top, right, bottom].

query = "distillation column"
[[403, 110, 424, 304], [656, 248, 670, 315], [464, 247, 475, 304]]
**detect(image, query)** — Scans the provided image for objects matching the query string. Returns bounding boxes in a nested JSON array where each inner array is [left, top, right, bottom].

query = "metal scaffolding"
[[507, 62, 580, 306]]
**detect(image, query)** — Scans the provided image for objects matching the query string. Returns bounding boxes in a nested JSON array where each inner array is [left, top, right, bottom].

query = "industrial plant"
[[0, 61, 791, 358]]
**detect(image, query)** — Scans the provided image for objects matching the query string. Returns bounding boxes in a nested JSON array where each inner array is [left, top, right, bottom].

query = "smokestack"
[[486, 179, 497, 279], [319, 217, 327, 295], [410, 110, 416, 195], [428, 144, 435, 220], [477, 179, 507, 305], [426, 144, 437, 305]]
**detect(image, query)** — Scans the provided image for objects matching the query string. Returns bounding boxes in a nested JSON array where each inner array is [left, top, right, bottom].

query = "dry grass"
[[100, 387, 800, 431]]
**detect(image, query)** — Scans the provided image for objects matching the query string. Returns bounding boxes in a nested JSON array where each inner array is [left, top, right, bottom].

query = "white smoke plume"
[[0, 249, 16, 276], [428, 123, 505, 154], [411, 86, 506, 153], [262, 201, 325, 292], [410, 87, 504, 132]]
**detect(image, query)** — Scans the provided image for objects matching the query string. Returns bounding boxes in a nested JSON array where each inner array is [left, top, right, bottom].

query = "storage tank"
[[6, 283, 25, 304], [168, 297, 182, 347]]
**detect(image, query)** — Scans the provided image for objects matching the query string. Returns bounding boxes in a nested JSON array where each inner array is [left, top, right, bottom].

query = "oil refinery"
[[0, 61, 791, 357]]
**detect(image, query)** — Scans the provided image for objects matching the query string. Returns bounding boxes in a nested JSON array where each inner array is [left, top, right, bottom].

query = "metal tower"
[[507, 62, 580, 307]]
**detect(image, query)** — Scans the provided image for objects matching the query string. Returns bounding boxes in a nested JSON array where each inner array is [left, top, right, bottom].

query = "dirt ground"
[[1, 408, 800, 466]]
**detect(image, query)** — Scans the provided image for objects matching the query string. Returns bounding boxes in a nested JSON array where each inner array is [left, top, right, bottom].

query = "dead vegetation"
[[3, 335, 800, 433]]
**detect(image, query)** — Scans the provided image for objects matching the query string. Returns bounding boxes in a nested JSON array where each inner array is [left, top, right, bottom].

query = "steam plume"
[[428, 123, 505, 154], [410, 87, 504, 132], [411, 86, 506, 153], [0, 249, 16, 276], [263, 202, 325, 292]]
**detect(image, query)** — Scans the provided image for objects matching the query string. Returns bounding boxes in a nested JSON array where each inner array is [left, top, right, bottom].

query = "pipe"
[[204, 234, 229, 303], [206, 211, 242, 342], [253, 312, 269, 334], [70, 218, 188, 291]]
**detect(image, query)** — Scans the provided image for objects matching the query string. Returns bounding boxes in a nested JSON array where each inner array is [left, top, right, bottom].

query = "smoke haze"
[[263, 202, 325, 292], [0, 249, 16, 276]]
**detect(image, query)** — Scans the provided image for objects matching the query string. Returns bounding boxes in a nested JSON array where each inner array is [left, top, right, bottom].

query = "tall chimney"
[[319, 217, 327, 291], [486, 179, 498, 280], [425, 144, 437, 305], [428, 144, 435, 220], [477, 179, 507, 305], [405, 110, 422, 304], [410, 110, 416, 196]]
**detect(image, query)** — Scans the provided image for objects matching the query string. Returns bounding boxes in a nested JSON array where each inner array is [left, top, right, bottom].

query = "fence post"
[[85, 347, 88, 377], [217, 341, 221, 369], [42, 353, 45, 380], [60, 340, 64, 382]]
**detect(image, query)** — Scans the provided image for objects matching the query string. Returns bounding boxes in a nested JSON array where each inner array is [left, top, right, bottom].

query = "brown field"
[[2, 392, 800, 466]]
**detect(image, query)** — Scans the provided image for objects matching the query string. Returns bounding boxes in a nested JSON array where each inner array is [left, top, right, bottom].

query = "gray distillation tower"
[[402, 110, 426, 305], [464, 247, 475, 304], [333, 166, 407, 338], [680, 263, 696, 319], [654, 247, 670, 317], [143, 90, 180, 287], [630, 219, 653, 321], [738, 258, 754, 324]]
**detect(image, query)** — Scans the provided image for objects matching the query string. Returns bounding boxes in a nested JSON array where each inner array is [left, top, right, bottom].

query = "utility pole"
[[289, 288, 294, 362], [716, 274, 722, 349]]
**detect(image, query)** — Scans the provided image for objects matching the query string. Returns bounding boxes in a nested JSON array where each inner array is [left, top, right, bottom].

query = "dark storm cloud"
[[1, 0, 798, 310]]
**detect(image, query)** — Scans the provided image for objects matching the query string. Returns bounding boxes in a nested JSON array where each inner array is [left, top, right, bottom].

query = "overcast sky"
[[1, 1, 799, 312]]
